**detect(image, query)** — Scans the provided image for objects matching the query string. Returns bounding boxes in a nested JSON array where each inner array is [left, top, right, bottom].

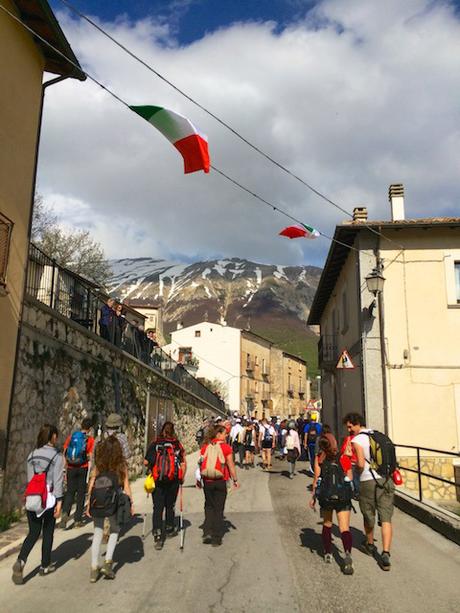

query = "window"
[[195, 330, 201, 337], [0, 212, 13, 288], [456, 262, 460, 303]]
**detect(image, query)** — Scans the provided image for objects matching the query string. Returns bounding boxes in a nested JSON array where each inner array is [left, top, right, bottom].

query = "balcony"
[[245, 391, 255, 399], [299, 389, 305, 399], [287, 385, 294, 397], [246, 359, 254, 373], [262, 367, 270, 379], [318, 335, 338, 369]]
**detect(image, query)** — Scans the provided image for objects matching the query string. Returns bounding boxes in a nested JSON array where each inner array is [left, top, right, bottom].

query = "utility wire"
[[57, 0, 407, 255], [0, 1, 365, 259]]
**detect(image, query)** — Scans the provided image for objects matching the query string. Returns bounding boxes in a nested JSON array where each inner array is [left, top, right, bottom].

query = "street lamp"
[[365, 266, 385, 317], [365, 261, 389, 435]]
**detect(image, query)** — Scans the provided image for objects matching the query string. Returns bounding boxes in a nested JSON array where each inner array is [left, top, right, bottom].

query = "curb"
[[395, 492, 460, 546], [0, 539, 22, 562]]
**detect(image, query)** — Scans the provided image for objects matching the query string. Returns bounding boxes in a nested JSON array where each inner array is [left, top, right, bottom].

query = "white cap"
[[236, 418, 241, 423]]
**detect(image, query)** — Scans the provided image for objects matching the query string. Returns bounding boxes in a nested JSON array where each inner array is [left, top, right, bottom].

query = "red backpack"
[[152, 441, 182, 482], [24, 452, 58, 513]]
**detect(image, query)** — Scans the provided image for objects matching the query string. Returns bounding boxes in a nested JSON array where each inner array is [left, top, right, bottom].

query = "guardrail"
[[26, 243, 225, 413], [395, 444, 460, 505]]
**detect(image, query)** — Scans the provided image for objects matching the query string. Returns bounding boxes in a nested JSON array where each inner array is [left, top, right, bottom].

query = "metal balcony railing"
[[25, 243, 225, 413], [318, 335, 338, 368], [0, 212, 14, 287]]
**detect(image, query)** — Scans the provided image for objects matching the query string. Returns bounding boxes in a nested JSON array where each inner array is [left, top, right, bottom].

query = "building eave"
[[13, 0, 86, 80]]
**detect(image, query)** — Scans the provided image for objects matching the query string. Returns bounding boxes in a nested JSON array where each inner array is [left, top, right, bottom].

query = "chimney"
[[352, 207, 368, 222], [389, 184, 405, 221]]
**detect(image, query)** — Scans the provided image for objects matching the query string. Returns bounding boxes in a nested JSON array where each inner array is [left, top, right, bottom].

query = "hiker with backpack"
[[198, 424, 239, 546], [86, 435, 133, 582], [304, 415, 322, 474], [230, 418, 245, 467], [285, 421, 301, 478], [61, 417, 95, 529], [343, 413, 396, 571], [12, 424, 64, 584], [144, 421, 186, 550], [243, 421, 256, 469], [259, 418, 276, 470], [309, 433, 354, 575]]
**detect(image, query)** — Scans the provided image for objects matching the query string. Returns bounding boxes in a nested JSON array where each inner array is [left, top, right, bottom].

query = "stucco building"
[[164, 322, 308, 417], [308, 185, 460, 457], [0, 0, 84, 482]]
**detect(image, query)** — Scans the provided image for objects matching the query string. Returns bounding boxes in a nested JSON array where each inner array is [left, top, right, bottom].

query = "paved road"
[[1, 454, 459, 612]]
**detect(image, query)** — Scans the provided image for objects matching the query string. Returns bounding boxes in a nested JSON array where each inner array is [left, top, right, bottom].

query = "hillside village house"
[[0, 0, 84, 484], [308, 185, 460, 502], [164, 322, 309, 417]]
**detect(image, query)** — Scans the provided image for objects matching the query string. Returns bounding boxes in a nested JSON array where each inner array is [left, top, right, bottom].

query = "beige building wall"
[[270, 347, 307, 418], [0, 1, 45, 459], [240, 332, 271, 418]]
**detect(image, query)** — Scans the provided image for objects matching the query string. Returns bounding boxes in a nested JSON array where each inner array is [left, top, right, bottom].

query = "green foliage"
[[0, 511, 20, 532]]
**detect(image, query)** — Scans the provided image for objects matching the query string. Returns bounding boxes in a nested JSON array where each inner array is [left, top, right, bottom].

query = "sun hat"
[[105, 413, 123, 429]]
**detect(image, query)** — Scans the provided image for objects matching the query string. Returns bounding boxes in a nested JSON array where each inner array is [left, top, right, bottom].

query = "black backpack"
[[364, 431, 397, 481], [89, 471, 119, 517], [317, 455, 352, 507]]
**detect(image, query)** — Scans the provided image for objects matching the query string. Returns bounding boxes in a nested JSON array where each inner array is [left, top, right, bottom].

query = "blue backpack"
[[66, 431, 88, 465]]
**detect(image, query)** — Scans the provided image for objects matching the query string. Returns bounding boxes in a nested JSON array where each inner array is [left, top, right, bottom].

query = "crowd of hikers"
[[12, 408, 400, 584]]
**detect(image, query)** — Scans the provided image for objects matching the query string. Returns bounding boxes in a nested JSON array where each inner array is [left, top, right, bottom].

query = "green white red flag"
[[130, 105, 210, 174]]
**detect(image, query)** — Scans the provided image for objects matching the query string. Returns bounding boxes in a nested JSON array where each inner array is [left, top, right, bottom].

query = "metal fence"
[[26, 243, 225, 413], [396, 444, 460, 506], [0, 212, 14, 286]]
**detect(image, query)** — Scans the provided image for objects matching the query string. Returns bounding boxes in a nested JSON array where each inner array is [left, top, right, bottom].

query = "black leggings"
[[19, 508, 56, 567], [152, 481, 180, 531]]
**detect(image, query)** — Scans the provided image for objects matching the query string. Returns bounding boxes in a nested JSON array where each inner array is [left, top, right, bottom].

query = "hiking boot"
[[361, 540, 377, 557], [342, 553, 354, 575], [380, 551, 391, 571], [211, 536, 222, 547], [324, 553, 332, 564], [202, 534, 213, 545], [153, 530, 164, 550], [101, 560, 115, 580], [90, 567, 100, 583], [289, 474, 294, 479], [12, 559, 24, 585], [39, 563, 56, 576], [59, 514, 69, 529]]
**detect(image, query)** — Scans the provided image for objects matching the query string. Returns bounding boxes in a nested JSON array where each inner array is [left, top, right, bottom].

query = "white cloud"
[[37, 0, 460, 265]]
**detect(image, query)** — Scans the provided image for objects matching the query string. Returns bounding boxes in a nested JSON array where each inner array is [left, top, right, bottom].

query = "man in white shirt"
[[229, 418, 245, 466], [258, 418, 276, 471], [344, 413, 395, 571]]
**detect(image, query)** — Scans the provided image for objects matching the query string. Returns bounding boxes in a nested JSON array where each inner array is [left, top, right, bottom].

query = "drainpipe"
[[1, 76, 69, 484], [376, 254, 390, 435]]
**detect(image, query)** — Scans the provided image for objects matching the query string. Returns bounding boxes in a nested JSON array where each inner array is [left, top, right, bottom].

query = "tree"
[[32, 194, 112, 288]]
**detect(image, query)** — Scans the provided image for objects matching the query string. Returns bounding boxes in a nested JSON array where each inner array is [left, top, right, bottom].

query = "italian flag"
[[130, 105, 210, 174]]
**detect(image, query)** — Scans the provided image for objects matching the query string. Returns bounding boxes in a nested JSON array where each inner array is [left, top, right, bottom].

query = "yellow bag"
[[144, 473, 155, 494]]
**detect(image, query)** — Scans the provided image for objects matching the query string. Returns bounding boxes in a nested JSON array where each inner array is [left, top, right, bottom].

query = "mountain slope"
[[109, 257, 321, 373]]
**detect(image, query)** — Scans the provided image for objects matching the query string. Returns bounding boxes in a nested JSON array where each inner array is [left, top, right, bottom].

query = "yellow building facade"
[[0, 0, 84, 476], [240, 331, 272, 418]]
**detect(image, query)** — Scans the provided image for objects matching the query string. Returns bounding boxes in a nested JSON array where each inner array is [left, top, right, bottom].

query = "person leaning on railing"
[[99, 298, 115, 342]]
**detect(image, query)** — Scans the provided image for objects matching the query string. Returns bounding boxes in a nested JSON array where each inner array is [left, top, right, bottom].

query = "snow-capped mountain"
[[109, 257, 321, 366]]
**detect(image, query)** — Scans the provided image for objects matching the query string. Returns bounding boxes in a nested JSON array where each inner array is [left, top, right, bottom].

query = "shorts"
[[262, 441, 273, 450], [244, 445, 255, 452], [320, 501, 352, 515], [359, 478, 395, 526]]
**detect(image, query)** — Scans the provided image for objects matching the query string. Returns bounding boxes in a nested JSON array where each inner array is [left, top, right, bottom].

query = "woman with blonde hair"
[[87, 435, 133, 582]]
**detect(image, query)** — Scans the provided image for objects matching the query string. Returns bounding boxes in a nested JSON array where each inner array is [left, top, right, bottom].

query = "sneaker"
[[361, 540, 377, 557], [324, 553, 332, 564], [101, 560, 115, 580], [39, 563, 56, 576], [202, 534, 213, 545], [380, 551, 391, 571], [153, 531, 164, 550], [289, 474, 294, 479], [74, 520, 85, 529], [12, 559, 24, 585], [342, 553, 354, 575], [90, 567, 100, 583], [59, 514, 69, 529], [165, 526, 178, 538], [211, 536, 222, 547]]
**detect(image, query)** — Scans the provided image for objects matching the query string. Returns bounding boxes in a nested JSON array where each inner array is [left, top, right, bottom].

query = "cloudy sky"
[[39, 0, 460, 266]]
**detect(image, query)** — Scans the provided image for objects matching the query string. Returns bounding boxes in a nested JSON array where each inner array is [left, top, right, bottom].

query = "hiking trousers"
[[19, 508, 56, 567], [152, 480, 180, 531], [63, 466, 88, 522], [203, 479, 227, 538]]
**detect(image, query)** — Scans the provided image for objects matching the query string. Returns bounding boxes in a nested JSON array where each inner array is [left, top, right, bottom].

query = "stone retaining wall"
[[1, 298, 223, 513], [398, 455, 458, 502]]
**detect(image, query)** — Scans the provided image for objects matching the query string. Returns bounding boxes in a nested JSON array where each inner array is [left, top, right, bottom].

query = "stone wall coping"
[[24, 295, 226, 416]]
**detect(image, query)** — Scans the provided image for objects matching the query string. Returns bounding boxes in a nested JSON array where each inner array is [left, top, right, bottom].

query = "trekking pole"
[[142, 493, 149, 541], [179, 484, 184, 551]]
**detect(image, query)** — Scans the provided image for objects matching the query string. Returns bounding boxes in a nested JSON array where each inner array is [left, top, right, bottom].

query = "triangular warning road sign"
[[336, 349, 355, 370]]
